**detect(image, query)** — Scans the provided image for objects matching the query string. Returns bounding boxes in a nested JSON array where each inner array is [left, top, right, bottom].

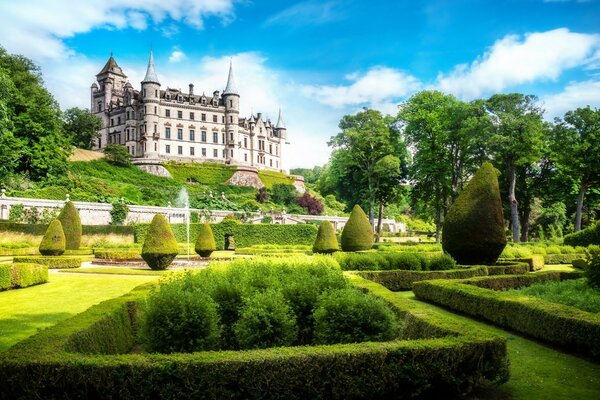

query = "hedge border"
[[0, 276, 509, 399], [498, 255, 544, 271], [412, 271, 600, 360], [93, 249, 141, 261], [0, 263, 48, 290], [543, 253, 585, 265], [12, 256, 88, 269], [0, 222, 134, 236]]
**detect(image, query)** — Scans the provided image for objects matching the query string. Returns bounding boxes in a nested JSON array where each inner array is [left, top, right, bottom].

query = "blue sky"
[[1, 0, 599, 168]]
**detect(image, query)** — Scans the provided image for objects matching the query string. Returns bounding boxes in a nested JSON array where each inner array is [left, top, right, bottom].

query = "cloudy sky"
[[0, 0, 599, 169]]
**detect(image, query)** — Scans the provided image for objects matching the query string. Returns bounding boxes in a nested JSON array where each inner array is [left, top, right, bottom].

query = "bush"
[[258, 170, 295, 188], [8, 204, 25, 222], [341, 205, 373, 251], [442, 162, 507, 265], [0, 263, 48, 290], [234, 290, 298, 349], [564, 222, 600, 247], [336, 252, 425, 271], [141, 214, 178, 270], [500, 255, 545, 271], [255, 187, 269, 203], [39, 220, 66, 256], [296, 192, 324, 215], [57, 201, 82, 250], [509, 278, 600, 314], [110, 202, 128, 225], [312, 220, 338, 254], [93, 249, 141, 260], [359, 266, 489, 291], [163, 161, 236, 185], [585, 245, 600, 288], [194, 223, 216, 257], [103, 144, 132, 166], [427, 253, 457, 271], [142, 285, 221, 353], [314, 288, 399, 344], [572, 258, 588, 270], [13, 256, 83, 269], [544, 253, 585, 265], [270, 183, 298, 205]]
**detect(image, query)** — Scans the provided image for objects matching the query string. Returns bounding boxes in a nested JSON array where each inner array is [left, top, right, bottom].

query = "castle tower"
[[223, 60, 240, 163], [140, 50, 161, 158], [275, 108, 288, 172]]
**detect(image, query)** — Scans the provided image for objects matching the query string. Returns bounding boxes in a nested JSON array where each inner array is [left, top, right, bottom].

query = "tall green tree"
[[551, 106, 600, 231], [486, 93, 545, 242], [62, 107, 101, 149]]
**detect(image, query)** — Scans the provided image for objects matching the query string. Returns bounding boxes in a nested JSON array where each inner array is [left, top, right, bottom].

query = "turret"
[[223, 60, 240, 162], [141, 50, 161, 158], [275, 108, 287, 140]]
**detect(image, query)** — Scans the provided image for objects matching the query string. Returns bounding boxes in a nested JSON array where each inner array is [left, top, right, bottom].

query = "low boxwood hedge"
[[498, 255, 544, 271], [544, 253, 585, 265], [0, 276, 509, 399], [0, 263, 48, 290], [412, 271, 600, 360], [93, 249, 142, 260], [12, 255, 87, 269], [0, 222, 134, 236]]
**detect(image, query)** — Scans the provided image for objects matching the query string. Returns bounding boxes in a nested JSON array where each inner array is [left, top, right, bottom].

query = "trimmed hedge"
[[141, 214, 178, 270], [412, 271, 600, 360], [498, 255, 544, 271], [134, 221, 318, 249], [0, 222, 134, 236], [39, 220, 65, 256], [564, 222, 600, 247], [93, 249, 141, 260], [0, 276, 509, 399], [341, 205, 373, 252], [12, 256, 85, 269], [544, 253, 585, 265], [194, 223, 216, 257], [57, 202, 82, 250], [0, 263, 48, 290], [312, 220, 339, 254]]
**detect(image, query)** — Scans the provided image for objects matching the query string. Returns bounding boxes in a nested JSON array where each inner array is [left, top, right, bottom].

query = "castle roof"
[[96, 55, 126, 77], [142, 50, 160, 85], [276, 108, 286, 129], [223, 60, 238, 95]]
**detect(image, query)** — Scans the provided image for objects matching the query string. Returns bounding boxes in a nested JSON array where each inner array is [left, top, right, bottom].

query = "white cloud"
[[541, 80, 600, 118], [264, 1, 344, 27], [437, 28, 600, 99], [169, 50, 187, 63], [300, 67, 421, 109]]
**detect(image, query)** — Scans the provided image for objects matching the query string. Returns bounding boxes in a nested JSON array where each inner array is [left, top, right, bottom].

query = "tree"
[[296, 192, 324, 215], [372, 155, 404, 240], [62, 107, 102, 149], [486, 94, 545, 242], [103, 144, 132, 166], [270, 183, 298, 205], [551, 106, 600, 231]]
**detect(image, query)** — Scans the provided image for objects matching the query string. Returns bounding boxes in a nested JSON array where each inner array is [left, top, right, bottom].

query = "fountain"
[[174, 188, 191, 261]]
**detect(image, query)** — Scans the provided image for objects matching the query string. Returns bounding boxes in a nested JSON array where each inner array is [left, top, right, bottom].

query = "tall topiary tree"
[[442, 162, 507, 265], [195, 223, 216, 257], [313, 220, 339, 254], [57, 201, 82, 250], [141, 214, 179, 270], [39, 220, 66, 256], [341, 205, 373, 252]]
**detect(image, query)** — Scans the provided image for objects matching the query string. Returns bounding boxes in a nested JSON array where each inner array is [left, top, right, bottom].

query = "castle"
[[91, 52, 288, 172]]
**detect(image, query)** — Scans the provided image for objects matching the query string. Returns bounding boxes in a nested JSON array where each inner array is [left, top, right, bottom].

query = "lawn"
[[59, 267, 169, 276], [0, 273, 158, 352], [509, 278, 600, 313]]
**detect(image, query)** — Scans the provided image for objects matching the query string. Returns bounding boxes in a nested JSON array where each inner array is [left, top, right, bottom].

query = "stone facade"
[[91, 52, 289, 173]]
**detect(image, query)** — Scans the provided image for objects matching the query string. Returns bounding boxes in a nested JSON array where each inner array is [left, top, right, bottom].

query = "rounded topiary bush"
[[142, 285, 221, 353], [341, 205, 373, 252], [314, 288, 399, 344], [234, 290, 298, 349], [141, 214, 179, 270], [195, 223, 216, 257], [426, 253, 457, 271], [57, 201, 82, 250], [442, 162, 507, 265], [312, 220, 339, 254], [39, 220, 66, 256]]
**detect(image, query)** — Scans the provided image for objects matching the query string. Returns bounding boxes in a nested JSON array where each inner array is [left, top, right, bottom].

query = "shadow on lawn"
[[0, 311, 72, 351]]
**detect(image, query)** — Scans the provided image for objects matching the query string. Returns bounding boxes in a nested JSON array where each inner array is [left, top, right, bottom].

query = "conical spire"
[[97, 54, 125, 77], [276, 108, 286, 129], [223, 60, 238, 95], [142, 50, 160, 85]]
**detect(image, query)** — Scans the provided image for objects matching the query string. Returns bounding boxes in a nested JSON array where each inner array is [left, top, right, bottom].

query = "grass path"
[[0, 273, 157, 352], [393, 290, 600, 399]]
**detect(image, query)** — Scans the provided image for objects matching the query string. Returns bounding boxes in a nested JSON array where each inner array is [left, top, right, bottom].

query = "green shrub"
[[39, 220, 66, 256], [93, 249, 141, 260], [194, 223, 216, 257], [314, 288, 399, 344], [312, 220, 339, 254], [258, 170, 295, 188], [12, 256, 83, 269], [427, 253, 457, 271], [341, 205, 373, 251], [141, 214, 178, 270], [163, 161, 236, 185], [544, 253, 585, 265], [335, 252, 425, 271], [8, 263, 48, 288], [585, 245, 600, 288], [564, 222, 600, 247], [572, 258, 588, 270], [142, 285, 221, 353], [110, 202, 128, 225], [57, 201, 82, 250], [442, 162, 506, 265], [509, 278, 600, 314], [0, 265, 9, 290], [359, 266, 490, 291], [234, 290, 298, 349], [499, 255, 545, 271]]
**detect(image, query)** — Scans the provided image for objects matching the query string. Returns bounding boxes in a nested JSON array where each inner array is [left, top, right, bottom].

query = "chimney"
[[189, 83, 194, 96], [257, 112, 262, 120]]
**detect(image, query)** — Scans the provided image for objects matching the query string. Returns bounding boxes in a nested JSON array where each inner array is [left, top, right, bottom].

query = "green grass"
[[163, 161, 237, 185], [60, 267, 168, 276], [258, 170, 296, 188], [388, 289, 600, 399], [508, 278, 600, 314], [0, 273, 157, 352]]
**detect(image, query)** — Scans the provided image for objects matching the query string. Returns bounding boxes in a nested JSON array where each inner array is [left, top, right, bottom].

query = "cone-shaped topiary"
[[341, 205, 373, 252], [442, 162, 507, 265], [57, 201, 82, 250], [141, 214, 179, 270], [39, 220, 66, 256], [195, 223, 216, 257], [313, 220, 339, 254]]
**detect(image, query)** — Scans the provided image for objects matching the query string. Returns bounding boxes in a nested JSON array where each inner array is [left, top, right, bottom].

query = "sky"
[[0, 0, 599, 169]]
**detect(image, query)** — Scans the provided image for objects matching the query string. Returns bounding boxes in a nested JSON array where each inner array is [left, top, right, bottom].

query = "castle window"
[[212, 132, 218, 143], [276, 145, 278, 155], [244, 138, 247, 148], [110, 118, 114, 127], [154, 106, 157, 114], [213, 115, 218, 123], [222, 116, 225, 123], [178, 110, 183, 119], [229, 116, 233, 123], [270, 159, 272, 167], [229, 99, 232, 108], [222, 149, 226, 158], [165, 109, 171, 117], [165, 127, 171, 139], [143, 89, 146, 97], [178, 146, 183, 155], [230, 150, 233, 157], [222, 133, 225, 144], [202, 148, 206, 156], [201, 131, 207, 142], [155, 143, 157, 151], [190, 147, 195, 156], [213, 149, 218, 158], [244, 154, 247, 162], [177, 129, 183, 140], [201, 113, 206, 122], [229, 132, 233, 141], [117, 116, 121, 125], [154, 124, 157, 133], [144, 106, 147, 114], [97, 102, 102, 112], [190, 112, 195, 120], [166, 145, 171, 154], [190, 130, 195, 141], [126, 129, 129, 141], [277, 161, 279, 168], [126, 111, 130, 119], [155, 90, 158, 97], [132, 111, 135, 119], [269, 144, 272, 154]]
